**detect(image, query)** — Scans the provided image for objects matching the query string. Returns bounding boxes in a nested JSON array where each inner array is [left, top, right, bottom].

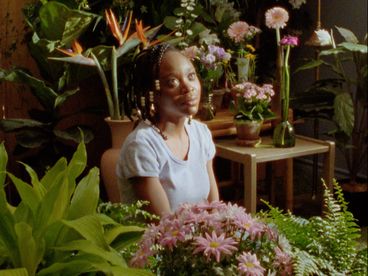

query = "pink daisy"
[[265, 7, 289, 29], [237, 252, 265, 276], [193, 231, 238, 262], [227, 21, 249, 43]]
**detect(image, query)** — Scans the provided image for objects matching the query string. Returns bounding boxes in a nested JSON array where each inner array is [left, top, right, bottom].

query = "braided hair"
[[132, 43, 177, 121]]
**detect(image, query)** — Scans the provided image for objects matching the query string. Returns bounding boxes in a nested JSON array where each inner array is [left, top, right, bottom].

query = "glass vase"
[[199, 93, 216, 121], [236, 57, 250, 82], [272, 120, 295, 148]]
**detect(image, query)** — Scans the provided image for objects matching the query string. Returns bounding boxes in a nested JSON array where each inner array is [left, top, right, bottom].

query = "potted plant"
[[229, 81, 275, 146], [295, 27, 367, 192], [0, 141, 153, 275]]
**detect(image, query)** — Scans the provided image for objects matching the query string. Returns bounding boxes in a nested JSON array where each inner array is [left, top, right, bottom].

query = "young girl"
[[116, 43, 219, 216]]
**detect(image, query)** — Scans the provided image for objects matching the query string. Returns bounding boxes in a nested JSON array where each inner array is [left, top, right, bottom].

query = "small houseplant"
[[230, 81, 275, 146]]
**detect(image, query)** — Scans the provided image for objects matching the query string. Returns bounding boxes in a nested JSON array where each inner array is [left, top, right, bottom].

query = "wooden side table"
[[214, 135, 335, 214]]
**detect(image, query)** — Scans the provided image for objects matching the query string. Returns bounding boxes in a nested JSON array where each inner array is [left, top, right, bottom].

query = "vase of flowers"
[[227, 21, 261, 83], [182, 44, 232, 121], [265, 7, 298, 148], [230, 82, 275, 146], [131, 201, 293, 275]]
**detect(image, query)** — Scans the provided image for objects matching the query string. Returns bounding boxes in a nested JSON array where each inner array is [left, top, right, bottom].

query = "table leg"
[[243, 154, 257, 214], [285, 158, 293, 211], [323, 141, 335, 191]]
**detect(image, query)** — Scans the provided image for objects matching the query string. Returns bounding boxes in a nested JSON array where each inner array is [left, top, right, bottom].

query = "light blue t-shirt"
[[116, 119, 216, 211]]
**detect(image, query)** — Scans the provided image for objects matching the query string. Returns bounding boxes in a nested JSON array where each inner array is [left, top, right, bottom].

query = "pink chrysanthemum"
[[227, 21, 249, 43], [193, 231, 238, 262], [237, 252, 265, 276], [265, 7, 289, 29], [280, 35, 299, 46], [273, 247, 293, 274]]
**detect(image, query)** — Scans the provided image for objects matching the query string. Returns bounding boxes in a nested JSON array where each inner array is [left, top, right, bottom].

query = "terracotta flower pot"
[[100, 117, 134, 203], [234, 119, 263, 147]]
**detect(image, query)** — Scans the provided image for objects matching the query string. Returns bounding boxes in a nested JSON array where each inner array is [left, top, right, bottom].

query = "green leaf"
[[7, 173, 40, 214], [0, 143, 7, 187], [19, 162, 46, 198], [0, 119, 46, 132], [68, 168, 100, 220], [40, 157, 67, 190], [14, 222, 44, 276], [0, 268, 29, 276], [62, 215, 109, 250], [0, 68, 58, 110], [39, 2, 97, 45], [54, 240, 126, 267], [53, 127, 94, 144], [104, 225, 145, 245], [67, 141, 87, 181], [54, 87, 79, 108], [335, 26, 359, 43], [339, 42, 368, 53], [294, 59, 324, 74], [333, 93, 354, 135]]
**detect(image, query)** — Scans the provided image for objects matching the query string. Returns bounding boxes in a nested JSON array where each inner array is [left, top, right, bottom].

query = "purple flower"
[[280, 35, 299, 46], [193, 231, 238, 262]]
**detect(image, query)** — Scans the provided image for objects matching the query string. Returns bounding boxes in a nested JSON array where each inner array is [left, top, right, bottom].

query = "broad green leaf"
[[14, 223, 44, 276], [68, 168, 100, 219], [40, 157, 67, 190], [339, 42, 368, 53], [15, 129, 50, 149], [54, 87, 79, 108], [0, 206, 19, 268], [333, 93, 354, 136], [0, 143, 8, 199], [0, 268, 28, 276], [35, 172, 70, 234], [19, 162, 46, 199], [62, 215, 109, 250], [0, 69, 58, 110], [0, 119, 46, 132], [104, 225, 145, 245], [7, 173, 39, 214], [53, 126, 94, 144], [54, 240, 126, 267], [39, 2, 97, 45], [67, 142, 87, 181], [335, 26, 359, 43], [105, 225, 145, 249], [37, 257, 96, 276], [294, 59, 324, 73]]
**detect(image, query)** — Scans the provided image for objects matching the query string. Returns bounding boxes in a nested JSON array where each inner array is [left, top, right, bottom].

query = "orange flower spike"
[[105, 9, 124, 45], [56, 40, 83, 56], [121, 11, 133, 43], [72, 40, 83, 54], [135, 19, 148, 47]]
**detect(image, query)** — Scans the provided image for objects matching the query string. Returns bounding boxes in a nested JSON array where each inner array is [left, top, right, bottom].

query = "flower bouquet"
[[265, 6, 299, 147], [227, 21, 261, 82], [230, 82, 275, 146], [131, 201, 293, 275]]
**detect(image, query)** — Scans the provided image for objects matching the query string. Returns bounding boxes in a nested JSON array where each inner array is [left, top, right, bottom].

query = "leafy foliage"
[[260, 179, 367, 275], [0, 142, 151, 276]]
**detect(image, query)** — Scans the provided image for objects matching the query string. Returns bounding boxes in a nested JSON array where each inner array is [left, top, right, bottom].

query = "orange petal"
[[121, 11, 133, 43], [106, 8, 124, 45], [72, 40, 83, 54]]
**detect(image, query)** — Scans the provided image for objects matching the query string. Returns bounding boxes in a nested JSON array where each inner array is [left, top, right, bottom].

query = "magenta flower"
[[193, 231, 238, 262], [237, 252, 265, 276], [280, 35, 299, 46]]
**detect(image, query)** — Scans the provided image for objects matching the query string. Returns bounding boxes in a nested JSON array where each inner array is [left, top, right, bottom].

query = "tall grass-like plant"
[[0, 141, 152, 276], [260, 180, 367, 275]]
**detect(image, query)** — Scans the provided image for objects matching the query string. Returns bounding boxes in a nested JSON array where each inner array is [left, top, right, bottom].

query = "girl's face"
[[157, 51, 201, 120]]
